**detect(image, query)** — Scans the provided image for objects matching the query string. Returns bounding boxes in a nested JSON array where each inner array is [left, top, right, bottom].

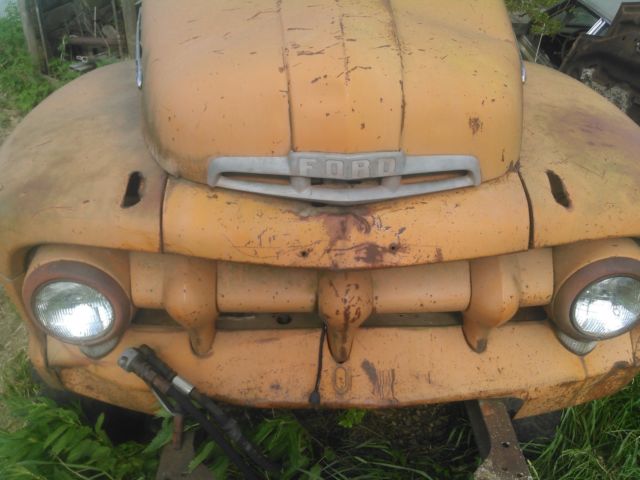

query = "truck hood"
[[142, 0, 522, 194]]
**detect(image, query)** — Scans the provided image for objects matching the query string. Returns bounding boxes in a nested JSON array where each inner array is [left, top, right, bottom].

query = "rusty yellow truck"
[[1, 0, 640, 477]]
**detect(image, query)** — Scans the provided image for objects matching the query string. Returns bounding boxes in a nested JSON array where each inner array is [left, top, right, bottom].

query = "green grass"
[[147, 382, 640, 479], [1, 354, 639, 480], [0, 350, 160, 480], [0, 2, 78, 114], [530, 378, 640, 479], [0, 288, 28, 431], [506, 0, 563, 35], [147, 406, 477, 480]]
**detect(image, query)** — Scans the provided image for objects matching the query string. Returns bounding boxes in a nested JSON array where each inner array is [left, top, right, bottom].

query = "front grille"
[[207, 151, 481, 205]]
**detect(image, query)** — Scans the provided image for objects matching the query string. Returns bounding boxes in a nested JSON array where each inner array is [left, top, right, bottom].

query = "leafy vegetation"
[[169, 407, 477, 479], [0, 2, 78, 114], [3, 365, 639, 480], [529, 378, 640, 480], [177, 382, 640, 479], [0, 351, 159, 480], [337, 408, 367, 429], [506, 0, 563, 35]]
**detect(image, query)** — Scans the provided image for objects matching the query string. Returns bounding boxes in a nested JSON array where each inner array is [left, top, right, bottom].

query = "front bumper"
[[46, 319, 640, 418], [6, 238, 640, 419]]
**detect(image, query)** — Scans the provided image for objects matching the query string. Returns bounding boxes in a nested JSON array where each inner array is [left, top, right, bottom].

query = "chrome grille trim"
[[207, 152, 481, 205]]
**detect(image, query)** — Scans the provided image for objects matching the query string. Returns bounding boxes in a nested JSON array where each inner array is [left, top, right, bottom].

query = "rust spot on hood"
[[297, 211, 372, 248], [468, 117, 483, 135], [355, 243, 386, 264]]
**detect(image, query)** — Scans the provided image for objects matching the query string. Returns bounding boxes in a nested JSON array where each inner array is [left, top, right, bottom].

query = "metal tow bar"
[[466, 399, 533, 480], [118, 345, 278, 480]]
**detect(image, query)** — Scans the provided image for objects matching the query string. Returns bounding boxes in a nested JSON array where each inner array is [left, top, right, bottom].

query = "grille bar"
[[207, 152, 481, 205]]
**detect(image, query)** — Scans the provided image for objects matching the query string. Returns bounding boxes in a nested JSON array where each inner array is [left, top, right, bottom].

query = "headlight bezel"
[[23, 260, 132, 346], [553, 257, 640, 342]]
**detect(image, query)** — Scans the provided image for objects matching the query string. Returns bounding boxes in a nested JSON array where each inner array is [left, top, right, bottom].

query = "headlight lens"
[[572, 276, 640, 338], [33, 281, 115, 342]]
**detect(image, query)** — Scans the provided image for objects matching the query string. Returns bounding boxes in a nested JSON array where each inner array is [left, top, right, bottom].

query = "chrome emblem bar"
[[207, 152, 481, 205], [289, 152, 404, 180]]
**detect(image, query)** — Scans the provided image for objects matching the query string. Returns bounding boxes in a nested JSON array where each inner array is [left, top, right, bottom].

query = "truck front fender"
[[519, 62, 640, 247]]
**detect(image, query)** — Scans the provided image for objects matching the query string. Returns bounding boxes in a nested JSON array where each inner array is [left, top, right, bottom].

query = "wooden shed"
[[17, 0, 137, 72]]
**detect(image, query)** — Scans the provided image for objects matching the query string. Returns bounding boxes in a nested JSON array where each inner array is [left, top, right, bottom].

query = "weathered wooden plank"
[[119, 0, 135, 57], [17, 0, 43, 68]]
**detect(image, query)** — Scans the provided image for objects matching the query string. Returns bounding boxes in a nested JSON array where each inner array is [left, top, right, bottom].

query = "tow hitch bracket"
[[118, 346, 278, 480], [156, 431, 214, 480], [466, 399, 533, 480]]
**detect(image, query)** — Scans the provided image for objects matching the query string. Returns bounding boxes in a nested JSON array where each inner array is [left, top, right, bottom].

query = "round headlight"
[[23, 259, 132, 346], [572, 276, 640, 338], [33, 281, 115, 341], [553, 258, 640, 343]]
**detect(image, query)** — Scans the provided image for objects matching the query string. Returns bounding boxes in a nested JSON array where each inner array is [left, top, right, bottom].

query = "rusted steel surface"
[[571, 359, 639, 407], [131, 250, 552, 321], [0, 61, 166, 279], [27, 245, 132, 295], [155, 431, 214, 480], [466, 399, 532, 480], [371, 261, 470, 313], [516, 335, 640, 418], [281, 0, 403, 154], [552, 238, 640, 289], [463, 249, 553, 352], [519, 62, 640, 247], [130, 252, 218, 355], [318, 270, 373, 362], [141, 0, 290, 180], [47, 321, 636, 414], [142, 0, 521, 184], [162, 172, 529, 269], [131, 250, 552, 319], [161, 256, 218, 356], [215, 262, 318, 313], [131, 253, 218, 356]]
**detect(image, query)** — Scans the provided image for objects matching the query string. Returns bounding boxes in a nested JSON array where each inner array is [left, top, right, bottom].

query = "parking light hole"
[[546, 170, 572, 209], [121, 171, 144, 208]]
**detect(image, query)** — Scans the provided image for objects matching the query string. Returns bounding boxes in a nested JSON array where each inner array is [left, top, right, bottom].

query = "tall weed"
[[0, 353, 158, 480], [0, 2, 78, 113]]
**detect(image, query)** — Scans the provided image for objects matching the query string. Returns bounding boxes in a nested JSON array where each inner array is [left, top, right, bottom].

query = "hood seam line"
[[276, 0, 295, 153]]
